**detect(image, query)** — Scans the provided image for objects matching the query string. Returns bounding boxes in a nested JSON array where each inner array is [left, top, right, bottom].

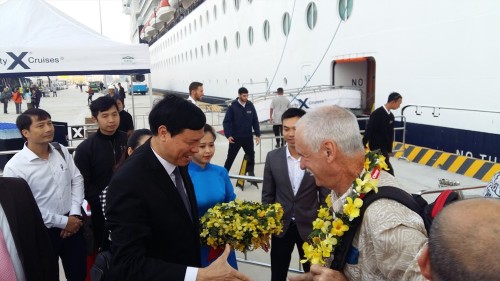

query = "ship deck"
[[0, 87, 487, 280]]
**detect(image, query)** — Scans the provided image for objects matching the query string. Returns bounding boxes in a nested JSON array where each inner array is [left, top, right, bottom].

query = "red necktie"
[[0, 229, 17, 281]]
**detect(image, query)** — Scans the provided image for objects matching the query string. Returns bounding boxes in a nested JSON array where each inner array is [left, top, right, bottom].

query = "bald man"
[[418, 198, 500, 281]]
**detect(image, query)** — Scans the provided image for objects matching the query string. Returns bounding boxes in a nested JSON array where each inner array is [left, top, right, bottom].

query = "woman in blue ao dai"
[[188, 124, 238, 269]]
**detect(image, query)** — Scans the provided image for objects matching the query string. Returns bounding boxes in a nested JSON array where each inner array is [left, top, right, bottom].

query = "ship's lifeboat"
[[181, 0, 195, 9], [144, 19, 155, 37], [140, 28, 150, 41], [170, 0, 179, 9], [156, 0, 176, 24]]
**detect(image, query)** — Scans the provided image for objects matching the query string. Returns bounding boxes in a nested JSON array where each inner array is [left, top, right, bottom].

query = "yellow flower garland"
[[302, 150, 389, 265]]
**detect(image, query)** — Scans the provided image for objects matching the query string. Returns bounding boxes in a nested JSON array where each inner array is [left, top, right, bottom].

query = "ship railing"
[[400, 104, 500, 160], [357, 115, 408, 159], [248, 85, 361, 103]]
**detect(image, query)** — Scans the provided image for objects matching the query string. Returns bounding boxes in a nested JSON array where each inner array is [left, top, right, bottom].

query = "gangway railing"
[[357, 115, 408, 157]]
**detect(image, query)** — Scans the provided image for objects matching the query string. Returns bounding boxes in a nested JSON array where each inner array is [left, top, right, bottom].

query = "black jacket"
[[223, 98, 261, 138], [362, 106, 395, 153], [74, 130, 127, 203], [105, 140, 201, 281]]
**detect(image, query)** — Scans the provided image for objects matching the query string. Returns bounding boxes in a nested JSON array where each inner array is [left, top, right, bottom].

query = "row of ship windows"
[[155, 77, 291, 87], [156, 1, 318, 53]]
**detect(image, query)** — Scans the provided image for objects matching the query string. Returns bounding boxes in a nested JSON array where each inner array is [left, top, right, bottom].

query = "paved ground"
[[1, 87, 487, 280]]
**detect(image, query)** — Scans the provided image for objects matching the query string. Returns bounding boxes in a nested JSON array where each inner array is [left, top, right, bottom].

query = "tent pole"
[[130, 75, 136, 129], [148, 73, 153, 109]]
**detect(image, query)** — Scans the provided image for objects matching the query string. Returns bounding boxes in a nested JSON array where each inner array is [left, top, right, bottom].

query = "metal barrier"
[[357, 115, 408, 156]]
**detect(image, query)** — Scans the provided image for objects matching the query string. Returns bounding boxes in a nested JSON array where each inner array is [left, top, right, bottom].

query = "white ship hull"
[[128, 0, 500, 163]]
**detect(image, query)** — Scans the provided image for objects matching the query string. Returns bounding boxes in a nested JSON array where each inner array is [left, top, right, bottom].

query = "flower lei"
[[302, 150, 389, 265]]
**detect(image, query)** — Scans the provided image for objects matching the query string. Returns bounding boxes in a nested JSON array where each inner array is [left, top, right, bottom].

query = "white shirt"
[[3, 143, 84, 229], [151, 148, 198, 281], [187, 96, 198, 106], [0, 204, 26, 281], [286, 145, 304, 196]]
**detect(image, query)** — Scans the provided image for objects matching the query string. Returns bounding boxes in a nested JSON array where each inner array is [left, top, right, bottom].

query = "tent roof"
[[0, 0, 150, 78]]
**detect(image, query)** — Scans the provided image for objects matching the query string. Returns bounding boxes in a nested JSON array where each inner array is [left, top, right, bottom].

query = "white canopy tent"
[[0, 0, 150, 78]]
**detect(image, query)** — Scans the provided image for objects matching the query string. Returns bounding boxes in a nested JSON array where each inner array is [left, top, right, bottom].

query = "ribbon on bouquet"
[[207, 247, 224, 262]]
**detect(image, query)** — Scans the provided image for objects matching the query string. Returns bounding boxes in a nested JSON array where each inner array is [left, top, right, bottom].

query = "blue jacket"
[[223, 98, 261, 138]]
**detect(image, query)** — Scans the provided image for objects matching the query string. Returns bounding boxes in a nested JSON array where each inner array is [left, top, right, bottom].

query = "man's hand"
[[197, 244, 251, 281], [288, 272, 313, 281], [289, 265, 347, 281], [228, 136, 235, 144], [255, 136, 260, 145], [61, 216, 83, 238]]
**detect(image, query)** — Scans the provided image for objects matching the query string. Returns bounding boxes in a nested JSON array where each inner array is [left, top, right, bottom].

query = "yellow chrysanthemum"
[[343, 197, 363, 221]]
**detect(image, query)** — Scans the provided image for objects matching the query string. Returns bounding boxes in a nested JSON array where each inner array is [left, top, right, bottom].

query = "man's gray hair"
[[296, 105, 364, 156]]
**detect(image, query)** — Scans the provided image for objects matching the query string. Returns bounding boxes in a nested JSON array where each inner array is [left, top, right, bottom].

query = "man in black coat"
[[362, 92, 403, 175], [0, 177, 58, 281], [105, 95, 250, 281]]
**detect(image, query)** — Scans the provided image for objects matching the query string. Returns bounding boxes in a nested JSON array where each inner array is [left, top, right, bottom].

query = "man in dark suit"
[[262, 108, 330, 281], [0, 177, 58, 281], [362, 92, 403, 176], [105, 95, 250, 281]]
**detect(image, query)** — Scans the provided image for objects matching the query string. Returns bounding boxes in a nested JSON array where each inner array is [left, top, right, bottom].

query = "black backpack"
[[330, 185, 460, 271]]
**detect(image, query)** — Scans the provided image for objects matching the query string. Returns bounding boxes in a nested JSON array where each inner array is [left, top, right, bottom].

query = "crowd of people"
[[0, 85, 498, 281], [0, 85, 46, 114]]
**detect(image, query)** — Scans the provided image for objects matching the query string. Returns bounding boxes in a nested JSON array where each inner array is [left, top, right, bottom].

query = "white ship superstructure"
[[123, 0, 500, 163]]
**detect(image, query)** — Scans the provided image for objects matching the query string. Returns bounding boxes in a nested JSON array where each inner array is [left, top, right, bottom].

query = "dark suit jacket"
[[0, 177, 58, 281], [363, 106, 395, 153], [262, 147, 330, 241], [105, 140, 201, 281]]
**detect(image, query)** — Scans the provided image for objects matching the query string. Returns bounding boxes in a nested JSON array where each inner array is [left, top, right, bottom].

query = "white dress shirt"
[[187, 96, 198, 106], [3, 143, 84, 229], [286, 145, 305, 196], [0, 204, 27, 281], [151, 148, 198, 281]]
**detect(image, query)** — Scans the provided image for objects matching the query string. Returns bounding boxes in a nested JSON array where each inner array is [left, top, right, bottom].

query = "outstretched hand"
[[289, 265, 347, 281], [197, 244, 252, 281]]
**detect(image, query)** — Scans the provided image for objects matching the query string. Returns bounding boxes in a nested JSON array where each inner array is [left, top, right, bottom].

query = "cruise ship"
[[122, 0, 500, 163]]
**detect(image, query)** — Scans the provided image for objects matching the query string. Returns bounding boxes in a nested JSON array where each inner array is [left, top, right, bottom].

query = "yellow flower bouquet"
[[200, 199, 284, 253]]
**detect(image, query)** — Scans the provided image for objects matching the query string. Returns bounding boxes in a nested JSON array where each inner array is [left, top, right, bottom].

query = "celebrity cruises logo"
[[1, 51, 62, 70], [122, 56, 135, 64]]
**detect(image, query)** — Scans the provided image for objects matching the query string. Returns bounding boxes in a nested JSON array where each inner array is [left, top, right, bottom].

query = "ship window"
[[224, 36, 228, 52], [235, 31, 241, 48], [190, 50, 193, 60], [222, 0, 226, 14], [207, 43, 211, 56], [195, 48, 198, 59], [248, 26, 254, 46], [263, 20, 270, 41], [306, 2, 317, 30], [234, 0, 240, 11], [189, 23, 192, 34], [194, 20, 197, 31], [248, 0, 252, 3], [206, 10, 210, 24], [201, 45, 204, 58], [283, 77, 288, 86], [282, 12, 291, 36], [200, 15, 203, 28], [215, 40, 219, 54], [213, 5, 217, 19], [184, 26, 187, 37], [338, 0, 353, 21]]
